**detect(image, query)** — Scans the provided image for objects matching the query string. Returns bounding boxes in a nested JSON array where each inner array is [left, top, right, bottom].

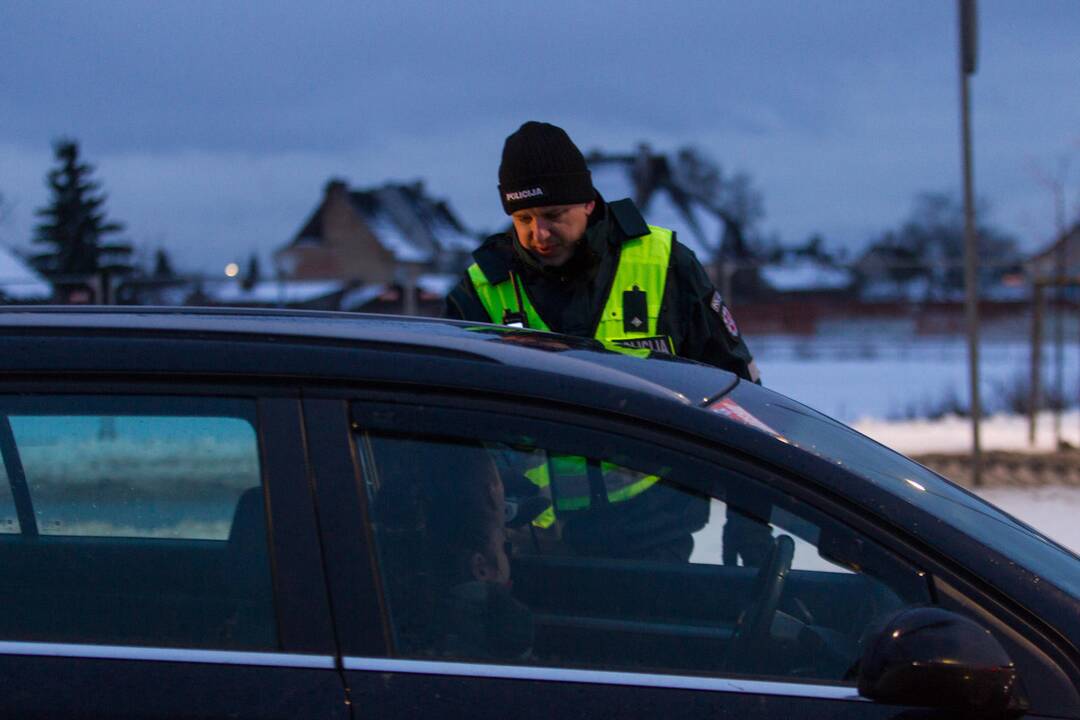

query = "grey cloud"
[[1, 0, 1078, 268]]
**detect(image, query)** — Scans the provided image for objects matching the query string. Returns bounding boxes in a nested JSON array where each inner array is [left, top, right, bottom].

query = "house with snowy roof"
[[273, 179, 478, 313], [586, 146, 769, 301], [588, 148, 729, 264], [0, 245, 53, 303], [759, 257, 853, 298]]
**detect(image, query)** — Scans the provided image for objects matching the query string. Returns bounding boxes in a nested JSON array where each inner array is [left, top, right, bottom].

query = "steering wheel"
[[722, 534, 795, 673]]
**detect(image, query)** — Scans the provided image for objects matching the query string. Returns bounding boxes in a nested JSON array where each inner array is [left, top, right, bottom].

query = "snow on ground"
[[754, 336, 1077, 424], [842, 408, 1080, 557], [850, 410, 1080, 556], [749, 334, 1080, 555], [977, 485, 1080, 556], [852, 411, 1080, 455]]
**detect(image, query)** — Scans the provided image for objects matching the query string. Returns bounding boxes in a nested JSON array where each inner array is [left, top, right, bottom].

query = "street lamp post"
[[958, 0, 983, 486]]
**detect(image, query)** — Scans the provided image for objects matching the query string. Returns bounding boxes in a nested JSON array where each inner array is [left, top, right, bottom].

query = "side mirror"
[[857, 607, 1028, 717]]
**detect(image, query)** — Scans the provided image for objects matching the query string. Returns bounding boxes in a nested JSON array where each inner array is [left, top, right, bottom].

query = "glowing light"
[[224, 263, 240, 277]]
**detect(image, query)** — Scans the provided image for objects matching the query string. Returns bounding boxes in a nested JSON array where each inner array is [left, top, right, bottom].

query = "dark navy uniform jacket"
[[444, 196, 758, 382]]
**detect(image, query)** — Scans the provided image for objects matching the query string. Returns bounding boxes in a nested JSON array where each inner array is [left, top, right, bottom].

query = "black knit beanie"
[[498, 121, 594, 214]]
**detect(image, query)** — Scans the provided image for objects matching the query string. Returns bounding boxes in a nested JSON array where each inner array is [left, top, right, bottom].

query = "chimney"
[[324, 178, 348, 198]]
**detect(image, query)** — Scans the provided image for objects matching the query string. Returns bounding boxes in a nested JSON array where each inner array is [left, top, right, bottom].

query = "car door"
[[0, 384, 348, 720], [311, 390, 1064, 720]]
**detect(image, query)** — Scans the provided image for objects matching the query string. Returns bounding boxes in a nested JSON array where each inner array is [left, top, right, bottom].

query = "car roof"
[[0, 306, 739, 409]]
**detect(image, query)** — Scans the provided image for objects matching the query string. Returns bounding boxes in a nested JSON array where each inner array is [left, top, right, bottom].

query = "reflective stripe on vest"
[[466, 226, 675, 357], [524, 455, 661, 528]]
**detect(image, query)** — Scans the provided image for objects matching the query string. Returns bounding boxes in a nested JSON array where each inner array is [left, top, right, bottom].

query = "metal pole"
[[958, 0, 982, 486], [1029, 281, 1043, 446], [1054, 241, 1066, 447], [403, 264, 419, 317]]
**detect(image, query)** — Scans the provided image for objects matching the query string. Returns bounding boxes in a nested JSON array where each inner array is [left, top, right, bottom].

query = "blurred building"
[[273, 179, 477, 315], [0, 245, 53, 303], [587, 146, 768, 299], [1027, 222, 1080, 296]]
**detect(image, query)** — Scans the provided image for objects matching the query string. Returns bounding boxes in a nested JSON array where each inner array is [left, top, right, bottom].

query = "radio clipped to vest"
[[501, 310, 526, 328], [622, 286, 648, 333]]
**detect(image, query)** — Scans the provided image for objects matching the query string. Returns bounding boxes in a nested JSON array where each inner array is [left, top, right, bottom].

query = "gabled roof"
[[588, 151, 726, 262], [293, 208, 323, 244], [286, 180, 478, 265], [349, 182, 476, 264]]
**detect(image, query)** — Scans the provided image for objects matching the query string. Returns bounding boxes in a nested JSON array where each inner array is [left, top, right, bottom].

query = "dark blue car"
[[0, 307, 1075, 718]]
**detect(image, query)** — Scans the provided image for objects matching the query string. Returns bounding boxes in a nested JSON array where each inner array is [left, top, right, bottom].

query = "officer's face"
[[511, 201, 595, 267]]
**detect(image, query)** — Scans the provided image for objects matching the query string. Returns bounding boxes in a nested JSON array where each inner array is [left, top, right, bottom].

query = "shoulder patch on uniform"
[[711, 291, 740, 338], [608, 199, 650, 239]]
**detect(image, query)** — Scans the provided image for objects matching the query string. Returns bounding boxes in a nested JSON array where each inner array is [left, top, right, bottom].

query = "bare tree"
[[672, 147, 765, 235], [1028, 156, 1071, 240]]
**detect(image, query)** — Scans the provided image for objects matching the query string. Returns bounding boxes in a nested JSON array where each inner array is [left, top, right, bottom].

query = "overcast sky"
[[1, 0, 1078, 274]]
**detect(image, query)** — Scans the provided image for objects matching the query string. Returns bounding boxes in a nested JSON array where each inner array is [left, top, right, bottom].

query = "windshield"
[[726, 382, 1080, 600]]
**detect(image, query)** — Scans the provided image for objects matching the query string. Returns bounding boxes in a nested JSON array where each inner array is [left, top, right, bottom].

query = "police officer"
[[445, 120, 759, 382]]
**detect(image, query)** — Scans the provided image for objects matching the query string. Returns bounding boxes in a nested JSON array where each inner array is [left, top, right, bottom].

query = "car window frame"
[[0, 378, 338, 660], [317, 385, 1080, 713]]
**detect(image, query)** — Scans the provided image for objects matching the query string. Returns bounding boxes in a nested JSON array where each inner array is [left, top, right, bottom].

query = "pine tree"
[[241, 253, 260, 292], [31, 139, 132, 279]]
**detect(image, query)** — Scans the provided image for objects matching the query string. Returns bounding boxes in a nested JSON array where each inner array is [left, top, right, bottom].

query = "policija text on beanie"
[[498, 122, 595, 215]]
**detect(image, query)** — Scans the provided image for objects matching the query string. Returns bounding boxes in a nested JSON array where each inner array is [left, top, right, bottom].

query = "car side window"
[[0, 396, 278, 650], [360, 426, 932, 682]]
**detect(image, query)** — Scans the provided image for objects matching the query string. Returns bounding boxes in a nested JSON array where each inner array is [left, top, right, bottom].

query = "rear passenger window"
[[0, 396, 277, 649], [9, 414, 259, 539]]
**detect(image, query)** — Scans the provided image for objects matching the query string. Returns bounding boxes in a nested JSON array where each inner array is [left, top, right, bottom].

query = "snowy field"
[[853, 410, 1080, 455], [976, 485, 1080, 555], [755, 336, 1078, 424], [850, 411, 1080, 556]]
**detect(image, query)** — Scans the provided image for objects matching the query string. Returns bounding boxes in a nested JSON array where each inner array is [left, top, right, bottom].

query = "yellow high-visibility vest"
[[468, 227, 677, 525], [466, 226, 676, 358]]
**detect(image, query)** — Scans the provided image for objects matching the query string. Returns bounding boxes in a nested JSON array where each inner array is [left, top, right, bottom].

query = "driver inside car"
[[380, 442, 539, 661]]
